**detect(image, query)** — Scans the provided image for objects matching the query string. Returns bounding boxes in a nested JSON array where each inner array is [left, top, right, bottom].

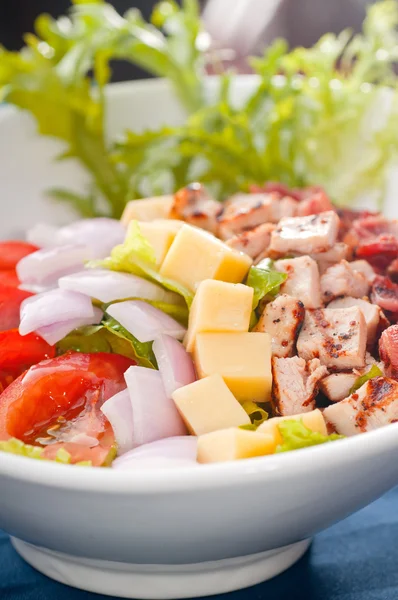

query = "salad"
[[0, 0, 398, 468], [0, 185, 398, 468]]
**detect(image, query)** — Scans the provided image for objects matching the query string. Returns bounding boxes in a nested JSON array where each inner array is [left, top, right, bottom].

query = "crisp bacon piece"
[[249, 182, 301, 201], [388, 258, 398, 283], [379, 325, 398, 380], [371, 276, 398, 314], [336, 208, 379, 240], [297, 189, 334, 217], [356, 235, 398, 271]]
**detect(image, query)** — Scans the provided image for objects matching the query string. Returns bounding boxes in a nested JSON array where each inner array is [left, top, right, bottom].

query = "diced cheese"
[[197, 428, 276, 463], [121, 196, 173, 225], [257, 408, 327, 446], [184, 280, 253, 352], [193, 332, 272, 403], [159, 224, 252, 293], [172, 374, 250, 435], [137, 220, 184, 266]]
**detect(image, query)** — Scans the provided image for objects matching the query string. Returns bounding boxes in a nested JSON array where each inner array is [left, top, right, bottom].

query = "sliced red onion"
[[59, 269, 180, 304], [107, 301, 186, 343], [124, 366, 187, 448], [16, 244, 90, 285], [19, 283, 57, 294], [19, 289, 94, 336], [55, 219, 126, 258], [36, 307, 103, 345], [101, 389, 134, 456], [153, 335, 196, 397], [112, 437, 198, 469], [26, 223, 59, 248]]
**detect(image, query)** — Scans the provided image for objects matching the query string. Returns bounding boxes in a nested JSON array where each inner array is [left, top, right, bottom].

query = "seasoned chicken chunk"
[[275, 256, 321, 309], [253, 294, 305, 357], [269, 211, 339, 256], [328, 297, 380, 346], [321, 260, 370, 303], [310, 243, 349, 274], [297, 189, 334, 217], [323, 377, 398, 435], [272, 356, 328, 415], [226, 223, 275, 259], [349, 260, 376, 283], [218, 193, 297, 240], [297, 307, 367, 370], [320, 372, 357, 402], [170, 183, 222, 235]]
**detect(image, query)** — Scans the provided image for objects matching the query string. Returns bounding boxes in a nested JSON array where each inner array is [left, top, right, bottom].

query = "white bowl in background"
[[1, 78, 398, 599]]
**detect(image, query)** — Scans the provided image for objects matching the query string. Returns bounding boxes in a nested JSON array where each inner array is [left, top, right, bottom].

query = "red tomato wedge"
[[0, 270, 20, 288], [0, 329, 55, 393], [0, 352, 135, 465], [0, 241, 38, 270], [0, 284, 33, 331]]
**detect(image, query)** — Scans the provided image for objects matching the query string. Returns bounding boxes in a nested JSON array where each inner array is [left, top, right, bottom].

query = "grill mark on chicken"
[[355, 378, 394, 432]]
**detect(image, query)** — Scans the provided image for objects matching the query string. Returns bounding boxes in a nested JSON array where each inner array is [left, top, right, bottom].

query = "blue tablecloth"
[[1, 487, 398, 600]]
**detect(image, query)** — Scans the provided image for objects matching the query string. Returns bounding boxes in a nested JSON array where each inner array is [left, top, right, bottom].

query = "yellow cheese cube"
[[121, 196, 173, 225], [257, 409, 327, 446], [193, 332, 272, 403], [184, 280, 253, 352], [137, 220, 184, 266], [172, 374, 250, 436], [159, 224, 252, 293], [197, 428, 276, 463]]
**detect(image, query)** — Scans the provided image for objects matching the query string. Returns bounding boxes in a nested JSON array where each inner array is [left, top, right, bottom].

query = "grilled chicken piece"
[[327, 297, 381, 346], [170, 183, 222, 235], [310, 243, 349, 274], [297, 306, 367, 370], [320, 372, 357, 402], [226, 223, 275, 259], [296, 189, 334, 217], [254, 294, 305, 358], [218, 193, 297, 240], [379, 325, 398, 380], [321, 260, 370, 303], [274, 256, 321, 309], [272, 356, 328, 415], [269, 211, 339, 256], [323, 377, 398, 436], [349, 260, 376, 283]]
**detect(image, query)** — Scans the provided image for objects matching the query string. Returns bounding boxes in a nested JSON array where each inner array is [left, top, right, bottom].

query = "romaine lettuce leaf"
[[350, 364, 384, 394], [246, 260, 288, 309], [242, 400, 268, 427], [57, 318, 157, 369], [93, 221, 194, 307], [276, 420, 344, 453]]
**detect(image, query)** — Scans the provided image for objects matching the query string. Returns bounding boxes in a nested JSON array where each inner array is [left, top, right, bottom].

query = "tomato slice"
[[0, 352, 135, 465], [0, 329, 55, 393], [0, 284, 34, 331], [0, 241, 38, 270], [0, 270, 20, 288]]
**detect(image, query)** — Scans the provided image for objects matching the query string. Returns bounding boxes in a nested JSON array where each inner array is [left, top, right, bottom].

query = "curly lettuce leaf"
[[0, 438, 92, 466], [246, 260, 287, 310], [94, 221, 194, 307], [276, 420, 344, 453], [57, 319, 157, 368], [350, 364, 383, 394]]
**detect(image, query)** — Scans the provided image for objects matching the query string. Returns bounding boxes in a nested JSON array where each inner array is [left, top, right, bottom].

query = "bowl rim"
[[0, 75, 396, 495], [1, 421, 397, 493]]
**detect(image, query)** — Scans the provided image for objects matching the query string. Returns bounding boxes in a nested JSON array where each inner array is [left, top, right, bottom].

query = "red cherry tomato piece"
[[0, 241, 39, 270], [0, 352, 135, 465], [0, 284, 33, 331], [0, 270, 20, 288]]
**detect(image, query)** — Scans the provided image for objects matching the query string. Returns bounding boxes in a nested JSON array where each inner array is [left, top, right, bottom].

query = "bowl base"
[[11, 537, 310, 599]]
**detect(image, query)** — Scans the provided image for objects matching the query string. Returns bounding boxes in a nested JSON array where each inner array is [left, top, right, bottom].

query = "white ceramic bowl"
[[1, 78, 398, 599]]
